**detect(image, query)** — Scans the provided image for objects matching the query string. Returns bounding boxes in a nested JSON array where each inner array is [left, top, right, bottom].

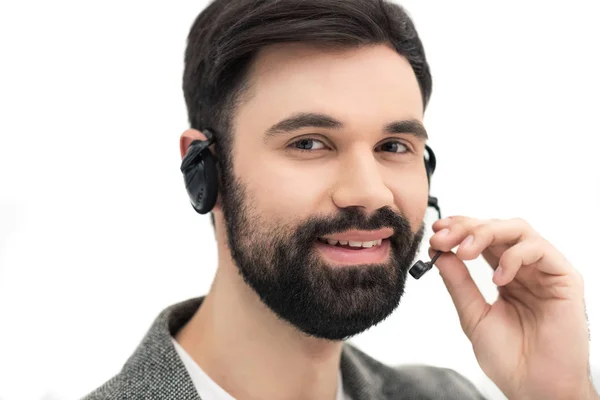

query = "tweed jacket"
[[82, 297, 487, 399]]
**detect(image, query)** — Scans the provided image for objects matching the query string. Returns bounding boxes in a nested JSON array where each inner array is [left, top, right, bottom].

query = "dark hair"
[[182, 0, 432, 227]]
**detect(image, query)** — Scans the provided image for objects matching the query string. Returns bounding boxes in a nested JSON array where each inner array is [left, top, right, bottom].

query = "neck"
[[174, 250, 344, 400]]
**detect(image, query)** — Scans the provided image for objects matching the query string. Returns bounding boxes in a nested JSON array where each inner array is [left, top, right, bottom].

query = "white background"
[[0, 1, 599, 399]]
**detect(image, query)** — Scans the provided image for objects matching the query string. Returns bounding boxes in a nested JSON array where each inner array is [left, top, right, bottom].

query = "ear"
[[179, 128, 207, 159]]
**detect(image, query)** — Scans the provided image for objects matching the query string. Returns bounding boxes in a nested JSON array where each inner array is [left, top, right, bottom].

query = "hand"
[[429, 216, 598, 400]]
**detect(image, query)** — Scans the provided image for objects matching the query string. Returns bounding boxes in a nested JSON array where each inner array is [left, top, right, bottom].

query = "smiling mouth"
[[314, 238, 391, 266], [316, 237, 384, 249]]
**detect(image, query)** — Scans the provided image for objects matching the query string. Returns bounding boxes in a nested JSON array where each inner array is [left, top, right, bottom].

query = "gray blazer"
[[82, 297, 487, 399]]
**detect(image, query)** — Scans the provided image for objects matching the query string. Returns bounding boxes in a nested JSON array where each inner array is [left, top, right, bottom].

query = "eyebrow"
[[264, 112, 428, 140]]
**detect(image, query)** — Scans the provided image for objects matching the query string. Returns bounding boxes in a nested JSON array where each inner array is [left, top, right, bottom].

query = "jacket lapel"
[[120, 297, 203, 399], [341, 343, 386, 400]]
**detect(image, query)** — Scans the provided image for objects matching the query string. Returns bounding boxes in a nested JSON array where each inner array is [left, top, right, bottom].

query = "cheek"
[[386, 164, 429, 230], [242, 158, 333, 224]]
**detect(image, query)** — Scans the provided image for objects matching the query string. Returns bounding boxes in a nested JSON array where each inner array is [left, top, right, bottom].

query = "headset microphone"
[[409, 249, 443, 280], [408, 144, 444, 280], [180, 128, 444, 279]]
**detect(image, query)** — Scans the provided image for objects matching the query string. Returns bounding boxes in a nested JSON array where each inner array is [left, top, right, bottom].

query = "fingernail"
[[438, 228, 450, 236], [494, 266, 504, 280], [459, 235, 473, 249]]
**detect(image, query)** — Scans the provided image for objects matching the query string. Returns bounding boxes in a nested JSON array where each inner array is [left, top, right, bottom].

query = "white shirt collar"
[[171, 337, 348, 400]]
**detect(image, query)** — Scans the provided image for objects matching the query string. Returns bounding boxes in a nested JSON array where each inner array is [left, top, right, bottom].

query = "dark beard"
[[219, 168, 425, 341]]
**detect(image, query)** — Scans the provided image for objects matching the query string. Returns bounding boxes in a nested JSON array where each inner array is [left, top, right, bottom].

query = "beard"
[[219, 167, 425, 341]]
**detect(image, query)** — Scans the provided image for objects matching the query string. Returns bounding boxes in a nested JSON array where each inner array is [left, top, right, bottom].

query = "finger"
[[495, 237, 571, 285], [495, 239, 539, 285], [452, 218, 537, 262], [428, 247, 490, 339], [432, 217, 452, 231], [435, 219, 505, 268], [431, 218, 531, 272], [465, 218, 537, 253], [433, 217, 535, 253], [430, 218, 484, 252], [432, 216, 483, 233]]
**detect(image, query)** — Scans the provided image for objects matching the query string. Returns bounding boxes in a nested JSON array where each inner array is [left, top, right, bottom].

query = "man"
[[83, 0, 598, 399]]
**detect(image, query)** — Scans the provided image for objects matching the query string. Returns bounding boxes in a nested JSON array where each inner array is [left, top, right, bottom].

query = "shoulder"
[[342, 343, 487, 400]]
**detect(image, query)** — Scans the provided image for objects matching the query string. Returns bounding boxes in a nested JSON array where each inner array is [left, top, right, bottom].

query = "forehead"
[[235, 42, 424, 132]]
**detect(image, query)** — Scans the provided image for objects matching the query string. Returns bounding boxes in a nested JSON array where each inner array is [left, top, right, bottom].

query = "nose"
[[331, 148, 394, 213]]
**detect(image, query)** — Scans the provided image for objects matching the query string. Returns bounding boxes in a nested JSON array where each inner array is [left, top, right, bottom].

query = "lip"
[[314, 239, 391, 266], [320, 228, 394, 242]]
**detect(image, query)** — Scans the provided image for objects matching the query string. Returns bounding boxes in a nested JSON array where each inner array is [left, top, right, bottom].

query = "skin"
[[176, 43, 598, 399]]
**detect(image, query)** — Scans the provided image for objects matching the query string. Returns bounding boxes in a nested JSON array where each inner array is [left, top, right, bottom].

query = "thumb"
[[429, 247, 490, 338]]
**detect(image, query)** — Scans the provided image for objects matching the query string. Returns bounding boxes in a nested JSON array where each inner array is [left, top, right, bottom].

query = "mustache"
[[292, 206, 412, 243]]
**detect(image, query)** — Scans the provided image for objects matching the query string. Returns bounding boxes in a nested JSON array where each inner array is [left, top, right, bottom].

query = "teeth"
[[319, 238, 385, 247]]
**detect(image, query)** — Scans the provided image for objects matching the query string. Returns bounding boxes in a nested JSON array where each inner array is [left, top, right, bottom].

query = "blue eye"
[[378, 141, 409, 154], [291, 138, 326, 151]]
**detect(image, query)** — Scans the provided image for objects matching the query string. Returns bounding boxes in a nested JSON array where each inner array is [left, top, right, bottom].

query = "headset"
[[180, 128, 443, 279]]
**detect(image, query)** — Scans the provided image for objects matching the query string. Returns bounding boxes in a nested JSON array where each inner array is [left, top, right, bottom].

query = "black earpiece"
[[180, 129, 219, 215], [180, 130, 443, 278], [425, 144, 441, 220]]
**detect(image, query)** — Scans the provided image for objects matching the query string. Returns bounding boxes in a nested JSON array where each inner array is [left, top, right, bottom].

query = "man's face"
[[219, 43, 429, 340]]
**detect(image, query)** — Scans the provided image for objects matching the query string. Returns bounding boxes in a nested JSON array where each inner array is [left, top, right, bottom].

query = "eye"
[[377, 141, 410, 154], [290, 138, 327, 151]]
